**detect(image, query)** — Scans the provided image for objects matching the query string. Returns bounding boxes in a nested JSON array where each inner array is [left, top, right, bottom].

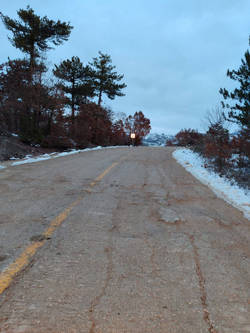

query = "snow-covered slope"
[[142, 133, 175, 146]]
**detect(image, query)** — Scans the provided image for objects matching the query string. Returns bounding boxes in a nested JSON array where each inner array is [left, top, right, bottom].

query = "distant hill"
[[142, 133, 175, 146]]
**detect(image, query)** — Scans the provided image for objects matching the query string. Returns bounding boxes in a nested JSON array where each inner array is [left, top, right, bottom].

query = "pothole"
[[0, 255, 7, 262], [30, 234, 46, 242]]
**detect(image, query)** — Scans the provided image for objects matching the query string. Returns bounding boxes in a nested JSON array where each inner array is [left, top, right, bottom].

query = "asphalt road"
[[0, 147, 250, 333]]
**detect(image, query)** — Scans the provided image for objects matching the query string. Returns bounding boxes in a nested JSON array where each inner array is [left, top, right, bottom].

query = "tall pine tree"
[[89, 52, 127, 106], [53, 57, 95, 121]]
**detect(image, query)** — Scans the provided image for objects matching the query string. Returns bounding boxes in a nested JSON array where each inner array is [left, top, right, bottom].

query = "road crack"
[[88, 246, 114, 333], [189, 235, 218, 333]]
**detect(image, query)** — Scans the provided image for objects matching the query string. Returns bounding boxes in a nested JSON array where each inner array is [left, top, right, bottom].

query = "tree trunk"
[[72, 78, 75, 124], [98, 89, 102, 106]]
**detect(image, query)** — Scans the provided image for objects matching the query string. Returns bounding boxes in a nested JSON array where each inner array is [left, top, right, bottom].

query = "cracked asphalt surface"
[[0, 147, 250, 332]]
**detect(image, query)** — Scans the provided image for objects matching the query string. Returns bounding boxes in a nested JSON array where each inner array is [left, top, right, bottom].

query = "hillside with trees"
[[0, 6, 151, 160]]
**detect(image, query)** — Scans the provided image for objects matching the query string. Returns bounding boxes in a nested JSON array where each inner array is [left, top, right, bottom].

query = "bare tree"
[[201, 105, 231, 132], [112, 111, 127, 123]]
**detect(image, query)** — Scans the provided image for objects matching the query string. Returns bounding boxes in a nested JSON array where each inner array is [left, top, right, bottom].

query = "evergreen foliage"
[[79, 65, 97, 103], [219, 50, 250, 128], [53, 56, 89, 121], [0, 6, 73, 66], [89, 52, 127, 106]]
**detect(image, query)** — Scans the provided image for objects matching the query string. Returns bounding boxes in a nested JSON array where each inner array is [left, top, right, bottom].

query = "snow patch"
[[12, 156, 51, 165]]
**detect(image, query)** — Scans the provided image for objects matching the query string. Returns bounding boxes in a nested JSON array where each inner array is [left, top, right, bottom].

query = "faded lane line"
[[94, 155, 130, 182], [0, 199, 81, 295], [95, 162, 118, 182], [0, 153, 132, 294], [42, 199, 81, 238], [88, 154, 132, 189], [0, 241, 45, 294]]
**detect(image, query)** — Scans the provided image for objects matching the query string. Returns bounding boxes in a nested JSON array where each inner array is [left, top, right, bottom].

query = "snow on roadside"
[[173, 148, 250, 221], [0, 146, 130, 167], [12, 155, 51, 165]]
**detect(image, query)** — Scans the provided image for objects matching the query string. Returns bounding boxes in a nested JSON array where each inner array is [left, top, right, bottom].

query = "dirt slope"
[[0, 134, 59, 162]]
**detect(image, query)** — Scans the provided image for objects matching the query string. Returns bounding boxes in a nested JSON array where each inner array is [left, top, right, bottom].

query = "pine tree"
[[0, 6, 73, 67], [78, 65, 96, 103], [219, 50, 250, 128], [53, 56, 88, 121], [89, 52, 127, 106]]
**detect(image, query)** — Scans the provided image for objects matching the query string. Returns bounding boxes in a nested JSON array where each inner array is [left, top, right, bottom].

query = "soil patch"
[[0, 134, 60, 162]]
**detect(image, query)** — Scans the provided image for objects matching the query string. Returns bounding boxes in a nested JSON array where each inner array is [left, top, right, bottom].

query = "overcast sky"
[[1, 0, 250, 134]]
